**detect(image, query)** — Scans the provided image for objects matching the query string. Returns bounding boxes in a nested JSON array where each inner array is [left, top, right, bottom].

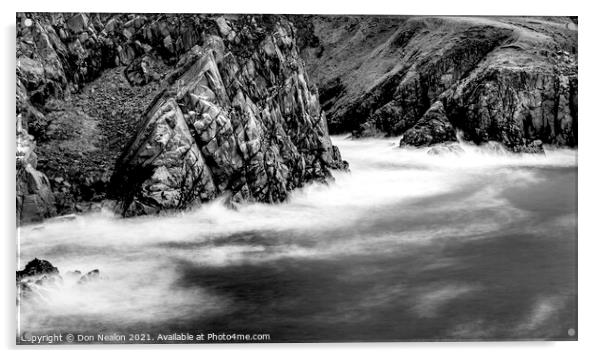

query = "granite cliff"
[[16, 13, 346, 223], [16, 14, 578, 224], [298, 16, 577, 152]]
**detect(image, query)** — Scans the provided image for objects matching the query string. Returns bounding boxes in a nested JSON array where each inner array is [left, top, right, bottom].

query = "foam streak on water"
[[17, 136, 578, 341]]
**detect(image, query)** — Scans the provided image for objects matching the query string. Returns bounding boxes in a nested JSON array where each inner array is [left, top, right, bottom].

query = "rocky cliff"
[[16, 13, 347, 223], [16, 14, 578, 223], [298, 16, 577, 151]]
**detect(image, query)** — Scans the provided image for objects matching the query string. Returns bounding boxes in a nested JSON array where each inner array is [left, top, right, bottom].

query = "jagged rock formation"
[[17, 258, 101, 301], [298, 16, 578, 151], [16, 258, 59, 281], [400, 101, 456, 147], [16, 12, 165, 223], [113, 17, 346, 215], [17, 14, 577, 222], [16, 13, 347, 222], [16, 128, 56, 222]]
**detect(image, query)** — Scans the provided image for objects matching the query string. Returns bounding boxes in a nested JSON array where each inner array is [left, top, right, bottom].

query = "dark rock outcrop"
[[18, 14, 575, 222], [113, 17, 346, 214], [16, 258, 61, 299], [125, 55, 161, 86], [78, 269, 100, 284], [445, 48, 577, 151], [16, 12, 162, 223], [16, 258, 59, 280], [400, 101, 456, 147], [17, 258, 101, 301], [298, 16, 577, 151], [16, 130, 57, 222], [16, 13, 347, 222]]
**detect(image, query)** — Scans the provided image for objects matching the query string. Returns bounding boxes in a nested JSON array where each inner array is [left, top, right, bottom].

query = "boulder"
[[17, 259, 62, 300], [400, 101, 456, 147], [17, 259, 101, 302], [78, 269, 100, 284], [427, 143, 465, 156], [66, 13, 89, 33], [16, 258, 59, 280], [215, 17, 232, 37], [125, 55, 160, 86]]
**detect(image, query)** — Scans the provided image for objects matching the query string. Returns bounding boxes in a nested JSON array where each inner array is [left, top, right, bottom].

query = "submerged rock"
[[78, 269, 101, 284], [16, 258, 59, 280], [16, 258, 61, 299], [426, 142, 465, 156], [479, 142, 510, 155], [64, 270, 82, 279], [17, 258, 101, 301]]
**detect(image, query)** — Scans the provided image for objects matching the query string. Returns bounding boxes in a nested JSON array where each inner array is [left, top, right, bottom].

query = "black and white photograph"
[[10, 3, 587, 349]]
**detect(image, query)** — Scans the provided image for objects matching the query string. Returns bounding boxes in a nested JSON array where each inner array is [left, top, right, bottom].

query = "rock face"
[[16, 129, 56, 222], [400, 101, 456, 147], [16, 12, 153, 223], [18, 14, 576, 222], [16, 13, 347, 222], [298, 16, 578, 151], [113, 17, 346, 214]]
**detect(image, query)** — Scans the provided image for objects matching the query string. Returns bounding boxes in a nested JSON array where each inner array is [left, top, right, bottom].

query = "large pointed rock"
[[113, 18, 347, 214], [115, 96, 217, 214], [400, 101, 456, 147]]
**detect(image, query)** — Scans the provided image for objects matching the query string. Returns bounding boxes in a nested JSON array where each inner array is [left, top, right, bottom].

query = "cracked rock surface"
[[16, 13, 347, 223], [297, 16, 577, 151]]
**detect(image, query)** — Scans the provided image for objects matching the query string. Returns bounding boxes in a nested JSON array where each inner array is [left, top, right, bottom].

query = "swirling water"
[[17, 136, 577, 342]]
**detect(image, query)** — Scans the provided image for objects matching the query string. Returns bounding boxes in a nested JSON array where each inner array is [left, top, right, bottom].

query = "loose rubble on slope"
[[16, 13, 348, 223], [16, 14, 578, 223]]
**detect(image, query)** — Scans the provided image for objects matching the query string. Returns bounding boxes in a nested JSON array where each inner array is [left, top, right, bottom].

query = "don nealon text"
[[18, 332, 271, 344]]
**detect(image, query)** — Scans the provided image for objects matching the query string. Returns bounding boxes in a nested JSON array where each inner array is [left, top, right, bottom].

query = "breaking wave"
[[17, 135, 577, 340]]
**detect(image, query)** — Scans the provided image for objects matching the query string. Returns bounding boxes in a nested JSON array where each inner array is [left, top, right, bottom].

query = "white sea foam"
[[17, 135, 577, 333]]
